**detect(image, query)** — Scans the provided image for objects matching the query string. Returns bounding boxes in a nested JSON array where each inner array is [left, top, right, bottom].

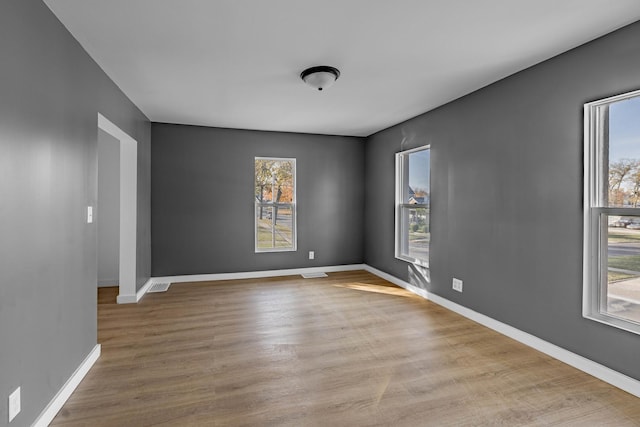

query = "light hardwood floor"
[[52, 271, 640, 426]]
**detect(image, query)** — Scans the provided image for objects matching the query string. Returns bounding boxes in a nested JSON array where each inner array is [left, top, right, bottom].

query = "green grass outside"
[[409, 232, 430, 242], [607, 229, 640, 283], [608, 271, 636, 283], [256, 218, 293, 249], [608, 229, 640, 243], [608, 254, 640, 271]]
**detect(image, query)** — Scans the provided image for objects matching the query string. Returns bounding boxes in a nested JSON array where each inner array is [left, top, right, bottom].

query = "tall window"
[[395, 145, 430, 266], [584, 89, 640, 335], [255, 157, 296, 252]]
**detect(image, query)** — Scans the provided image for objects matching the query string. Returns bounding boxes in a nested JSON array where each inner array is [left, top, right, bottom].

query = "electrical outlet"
[[8, 386, 20, 423], [452, 278, 463, 293], [309, 251, 315, 260]]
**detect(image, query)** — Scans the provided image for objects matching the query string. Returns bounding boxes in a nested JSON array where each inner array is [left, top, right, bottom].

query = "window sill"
[[584, 311, 640, 336], [256, 248, 297, 253], [395, 255, 429, 269]]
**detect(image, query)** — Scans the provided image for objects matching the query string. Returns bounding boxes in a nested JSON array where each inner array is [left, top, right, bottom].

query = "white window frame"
[[395, 145, 430, 267], [254, 157, 297, 253], [584, 88, 640, 335]]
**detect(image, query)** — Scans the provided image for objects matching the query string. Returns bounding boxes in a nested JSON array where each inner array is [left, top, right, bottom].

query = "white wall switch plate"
[[452, 278, 463, 292], [8, 386, 20, 422], [87, 206, 93, 223], [309, 251, 315, 260]]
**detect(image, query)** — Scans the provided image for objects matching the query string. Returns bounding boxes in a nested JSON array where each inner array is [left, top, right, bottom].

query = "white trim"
[[586, 87, 640, 107], [136, 278, 154, 301], [363, 265, 640, 399], [254, 157, 297, 253], [582, 92, 640, 336], [364, 264, 429, 299], [32, 344, 101, 427], [116, 278, 153, 304], [583, 100, 593, 319], [116, 293, 137, 304], [98, 113, 138, 305], [395, 145, 430, 266], [149, 264, 366, 288]]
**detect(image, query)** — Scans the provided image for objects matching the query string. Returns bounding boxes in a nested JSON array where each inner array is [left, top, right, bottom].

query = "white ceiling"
[[44, 0, 640, 137]]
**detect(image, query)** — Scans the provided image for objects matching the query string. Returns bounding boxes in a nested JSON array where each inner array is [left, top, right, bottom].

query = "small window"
[[584, 89, 640, 334], [255, 158, 296, 252], [395, 145, 430, 266]]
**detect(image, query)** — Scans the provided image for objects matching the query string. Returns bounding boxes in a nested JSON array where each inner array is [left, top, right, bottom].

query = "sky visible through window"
[[609, 95, 640, 162], [408, 149, 430, 193]]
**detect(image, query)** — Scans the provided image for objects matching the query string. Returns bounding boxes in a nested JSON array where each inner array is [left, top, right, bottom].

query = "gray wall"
[[151, 124, 364, 276], [2, 3, 639, 425], [364, 21, 640, 381], [0, 1, 151, 425], [97, 129, 120, 287]]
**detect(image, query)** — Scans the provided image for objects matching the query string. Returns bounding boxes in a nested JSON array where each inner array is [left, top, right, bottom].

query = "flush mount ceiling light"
[[300, 66, 340, 91]]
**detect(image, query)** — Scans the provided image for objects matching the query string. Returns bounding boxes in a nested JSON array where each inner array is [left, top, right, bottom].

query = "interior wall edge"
[[31, 344, 101, 427]]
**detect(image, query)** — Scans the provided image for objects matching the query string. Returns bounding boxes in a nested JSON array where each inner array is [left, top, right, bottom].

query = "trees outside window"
[[255, 158, 296, 252]]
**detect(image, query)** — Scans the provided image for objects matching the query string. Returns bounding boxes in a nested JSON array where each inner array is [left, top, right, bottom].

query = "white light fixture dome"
[[300, 66, 340, 91]]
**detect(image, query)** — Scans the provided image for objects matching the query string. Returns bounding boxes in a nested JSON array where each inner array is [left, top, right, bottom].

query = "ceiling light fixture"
[[300, 66, 340, 91]]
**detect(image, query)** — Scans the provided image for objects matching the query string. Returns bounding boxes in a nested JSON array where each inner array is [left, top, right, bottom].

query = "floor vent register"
[[301, 272, 328, 279], [148, 282, 171, 293]]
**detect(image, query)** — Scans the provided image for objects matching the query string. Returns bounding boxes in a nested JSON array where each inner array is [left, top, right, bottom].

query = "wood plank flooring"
[[52, 271, 640, 426]]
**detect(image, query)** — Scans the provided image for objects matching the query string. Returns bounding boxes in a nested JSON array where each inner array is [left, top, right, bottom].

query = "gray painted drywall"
[[97, 129, 120, 287], [151, 124, 364, 276], [0, 1, 151, 425], [364, 21, 640, 381]]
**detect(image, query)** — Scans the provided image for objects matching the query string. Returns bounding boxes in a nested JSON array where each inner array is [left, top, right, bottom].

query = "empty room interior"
[[4, 0, 640, 425]]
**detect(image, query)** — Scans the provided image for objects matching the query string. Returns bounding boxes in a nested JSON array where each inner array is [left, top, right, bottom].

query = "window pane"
[[256, 204, 294, 250], [396, 145, 430, 266], [255, 157, 296, 252], [255, 158, 295, 204], [585, 91, 640, 335], [400, 206, 430, 262], [604, 215, 640, 324], [606, 96, 640, 207], [403, 150, 431, 205]]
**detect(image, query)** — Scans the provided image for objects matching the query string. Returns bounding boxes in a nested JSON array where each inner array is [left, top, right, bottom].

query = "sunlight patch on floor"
[[332, 282, 414, 297]]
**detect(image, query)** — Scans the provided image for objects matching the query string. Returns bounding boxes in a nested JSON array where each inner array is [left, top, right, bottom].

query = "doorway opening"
[[97, 113, 138, 303], [97, 129, 120, 289]]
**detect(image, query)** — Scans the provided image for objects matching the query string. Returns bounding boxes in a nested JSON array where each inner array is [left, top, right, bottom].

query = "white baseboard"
[[363, 265, 640, 399], [33, 344, 101, 427], [116, 278, 153, 304], [148, 264, 367, 289], [136, 278, 154, 301], [116, 294, 136, 304], [121, 265, 366, 304]]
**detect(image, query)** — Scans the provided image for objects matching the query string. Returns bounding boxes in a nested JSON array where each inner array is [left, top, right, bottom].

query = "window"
[[255, 157, 296, 252], [584, 89, 640, 334], [395, 145, 430, 266]]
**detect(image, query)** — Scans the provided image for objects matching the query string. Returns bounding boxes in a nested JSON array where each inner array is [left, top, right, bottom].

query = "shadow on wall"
[[409, 264, 430, 291]]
